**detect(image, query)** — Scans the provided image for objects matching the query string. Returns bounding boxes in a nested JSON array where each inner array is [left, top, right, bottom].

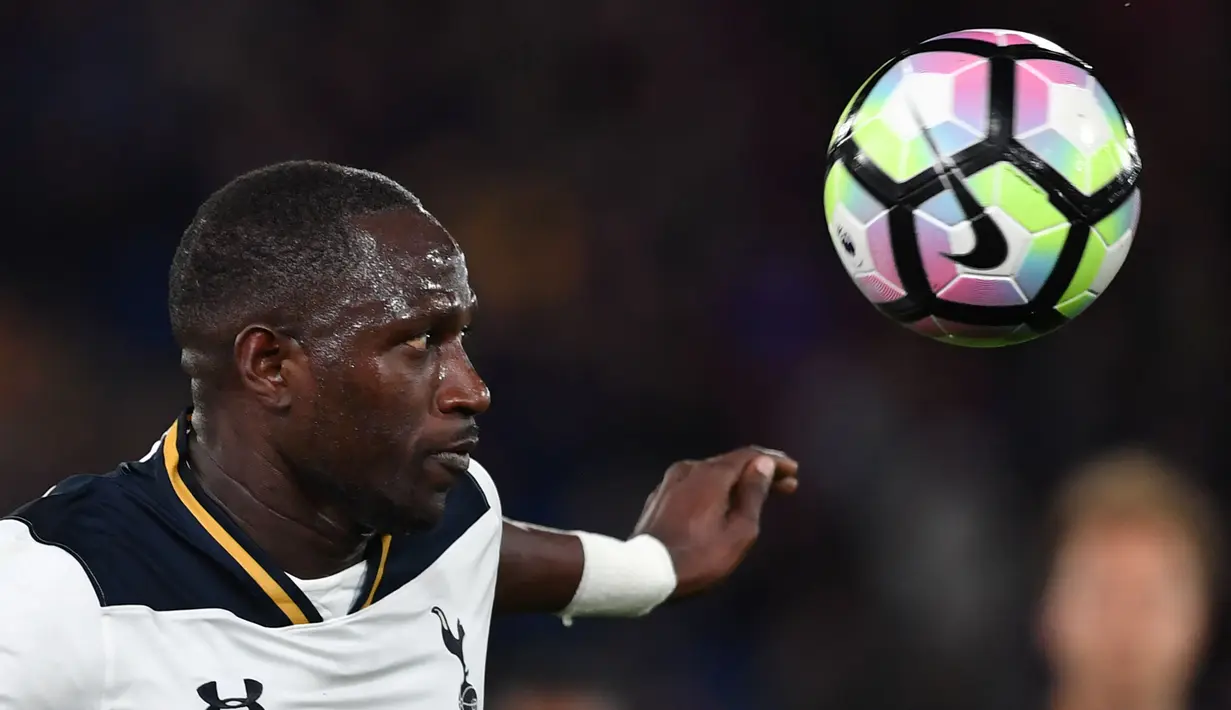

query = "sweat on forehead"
[[343, 210, 468, 294], [168, 160, 459, 352], [349, 208, 459, 260]]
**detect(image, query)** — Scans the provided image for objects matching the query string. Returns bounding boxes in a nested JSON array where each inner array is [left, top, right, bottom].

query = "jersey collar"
[[161, 410, 391, 625]]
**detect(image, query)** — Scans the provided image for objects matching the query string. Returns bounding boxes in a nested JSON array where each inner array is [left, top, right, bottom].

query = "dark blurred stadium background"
[[2, 2, 1228, 709]]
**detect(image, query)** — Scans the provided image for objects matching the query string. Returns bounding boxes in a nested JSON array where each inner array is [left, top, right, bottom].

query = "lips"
[[426, 434, 478, 475], [428, 451, 472, 474]]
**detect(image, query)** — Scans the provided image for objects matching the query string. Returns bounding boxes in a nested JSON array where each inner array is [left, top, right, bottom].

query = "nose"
[[436, 343, 491, 417]]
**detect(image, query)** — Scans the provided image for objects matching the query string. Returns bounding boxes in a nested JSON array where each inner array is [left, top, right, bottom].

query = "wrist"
[[558, 532, 678, 625]]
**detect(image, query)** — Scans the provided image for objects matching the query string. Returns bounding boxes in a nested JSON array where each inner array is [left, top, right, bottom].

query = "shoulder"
[[6, 472, 133, 603], [11, 436, 165, 536], [3, 449, 194, 609], [0, 518, 104, 708], [0, 516, 103, 606]]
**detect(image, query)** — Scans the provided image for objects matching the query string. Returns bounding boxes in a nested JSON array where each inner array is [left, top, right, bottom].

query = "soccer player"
[[1038, 449, 1220, 710], [0, 161, 798, 710]]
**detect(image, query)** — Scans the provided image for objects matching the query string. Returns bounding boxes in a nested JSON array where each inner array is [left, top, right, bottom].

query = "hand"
[[631, 447, 799, 599]]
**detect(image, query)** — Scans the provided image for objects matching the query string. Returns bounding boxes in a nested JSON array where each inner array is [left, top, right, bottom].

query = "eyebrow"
[[417, 293, 475, 318], [389, 299, 474, 328]]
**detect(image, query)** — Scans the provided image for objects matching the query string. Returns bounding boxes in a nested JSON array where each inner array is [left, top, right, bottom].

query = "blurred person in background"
[[495, 682, 624, 710], [1039, 449, 1221, 710]]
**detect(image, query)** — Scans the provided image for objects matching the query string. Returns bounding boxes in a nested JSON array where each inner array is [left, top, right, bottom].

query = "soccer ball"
[[824, 29, 1141, 346]]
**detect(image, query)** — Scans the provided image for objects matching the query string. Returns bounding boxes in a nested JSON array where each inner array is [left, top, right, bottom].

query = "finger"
[[739, 447, 799, 482], [728, 455, 776, 524], [639, 483, 665, 519], [640, 483, 661, 512], [749, 445, 788, 458], [772, 477, 798, 495]]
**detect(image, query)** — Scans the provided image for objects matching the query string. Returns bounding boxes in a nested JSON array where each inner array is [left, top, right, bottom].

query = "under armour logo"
[[432, 606, 479, 710], [197, 679, 265, 710]]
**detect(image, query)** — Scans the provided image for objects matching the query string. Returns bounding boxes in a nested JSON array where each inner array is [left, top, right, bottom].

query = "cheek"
[[365, 356, 436, 431], [1052, 595, 1103, 655], [1053, 580, 1206, 666], [311, 364, 390, 439], [1147, 588, 1207, 660], [1047, 576, 1124, 660]]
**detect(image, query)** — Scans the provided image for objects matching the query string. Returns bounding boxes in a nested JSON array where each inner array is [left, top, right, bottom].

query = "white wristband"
[[558, 532, 678, 625]]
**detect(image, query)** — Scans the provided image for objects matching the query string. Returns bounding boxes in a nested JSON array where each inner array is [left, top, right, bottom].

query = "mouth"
[[427, 451, 471, 474], [426, 436, 478, 476]]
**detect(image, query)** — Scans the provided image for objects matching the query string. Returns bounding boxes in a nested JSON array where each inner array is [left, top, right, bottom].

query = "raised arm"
[[494, 448, 798, 618]]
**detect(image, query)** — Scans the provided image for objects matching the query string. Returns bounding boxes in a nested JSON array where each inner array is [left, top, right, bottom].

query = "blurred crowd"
[[2, 1, 1229, 708]]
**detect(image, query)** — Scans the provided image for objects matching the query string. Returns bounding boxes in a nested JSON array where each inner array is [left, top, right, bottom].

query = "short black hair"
[[169, 160, 423, 358]]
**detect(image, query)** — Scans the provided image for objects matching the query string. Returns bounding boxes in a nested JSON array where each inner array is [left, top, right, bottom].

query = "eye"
[[406, 325, 470, 353]]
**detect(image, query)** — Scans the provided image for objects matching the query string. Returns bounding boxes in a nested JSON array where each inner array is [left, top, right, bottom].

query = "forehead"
[[1056, 518, 1201, 579], [341, 208, 473, 320]]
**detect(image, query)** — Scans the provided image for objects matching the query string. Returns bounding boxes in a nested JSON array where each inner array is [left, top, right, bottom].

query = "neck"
[[187, 406, 372, 578], [1051, 683, 1186, 710]]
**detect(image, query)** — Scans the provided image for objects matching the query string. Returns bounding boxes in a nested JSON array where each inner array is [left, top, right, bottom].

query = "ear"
[[234, 325, 304, 409]]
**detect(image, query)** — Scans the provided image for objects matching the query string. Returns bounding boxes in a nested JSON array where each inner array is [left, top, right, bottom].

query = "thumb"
[[728, 455, 775, 524]]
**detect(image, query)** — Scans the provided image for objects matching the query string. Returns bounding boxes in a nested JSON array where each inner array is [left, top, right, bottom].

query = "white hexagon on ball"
[[1091, 229, 1133, 295], [879, 72, 956, 144], [1043, 83, 1110, 157]]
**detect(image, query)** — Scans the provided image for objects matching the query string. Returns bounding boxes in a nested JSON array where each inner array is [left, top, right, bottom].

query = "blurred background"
[[2, 1, 1229, 709]]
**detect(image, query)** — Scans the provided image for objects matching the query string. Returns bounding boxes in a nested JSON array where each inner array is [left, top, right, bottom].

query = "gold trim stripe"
[[162, 420, 310, 625], [361, 534, 392, 609]]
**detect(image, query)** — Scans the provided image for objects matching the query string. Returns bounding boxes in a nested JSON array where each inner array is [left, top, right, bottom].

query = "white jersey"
[[0, 411, 502, 710]]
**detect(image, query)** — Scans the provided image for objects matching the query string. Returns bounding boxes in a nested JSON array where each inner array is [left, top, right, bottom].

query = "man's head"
[[168, 161, 490, 534], [1039, 449, 1220, 706]]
